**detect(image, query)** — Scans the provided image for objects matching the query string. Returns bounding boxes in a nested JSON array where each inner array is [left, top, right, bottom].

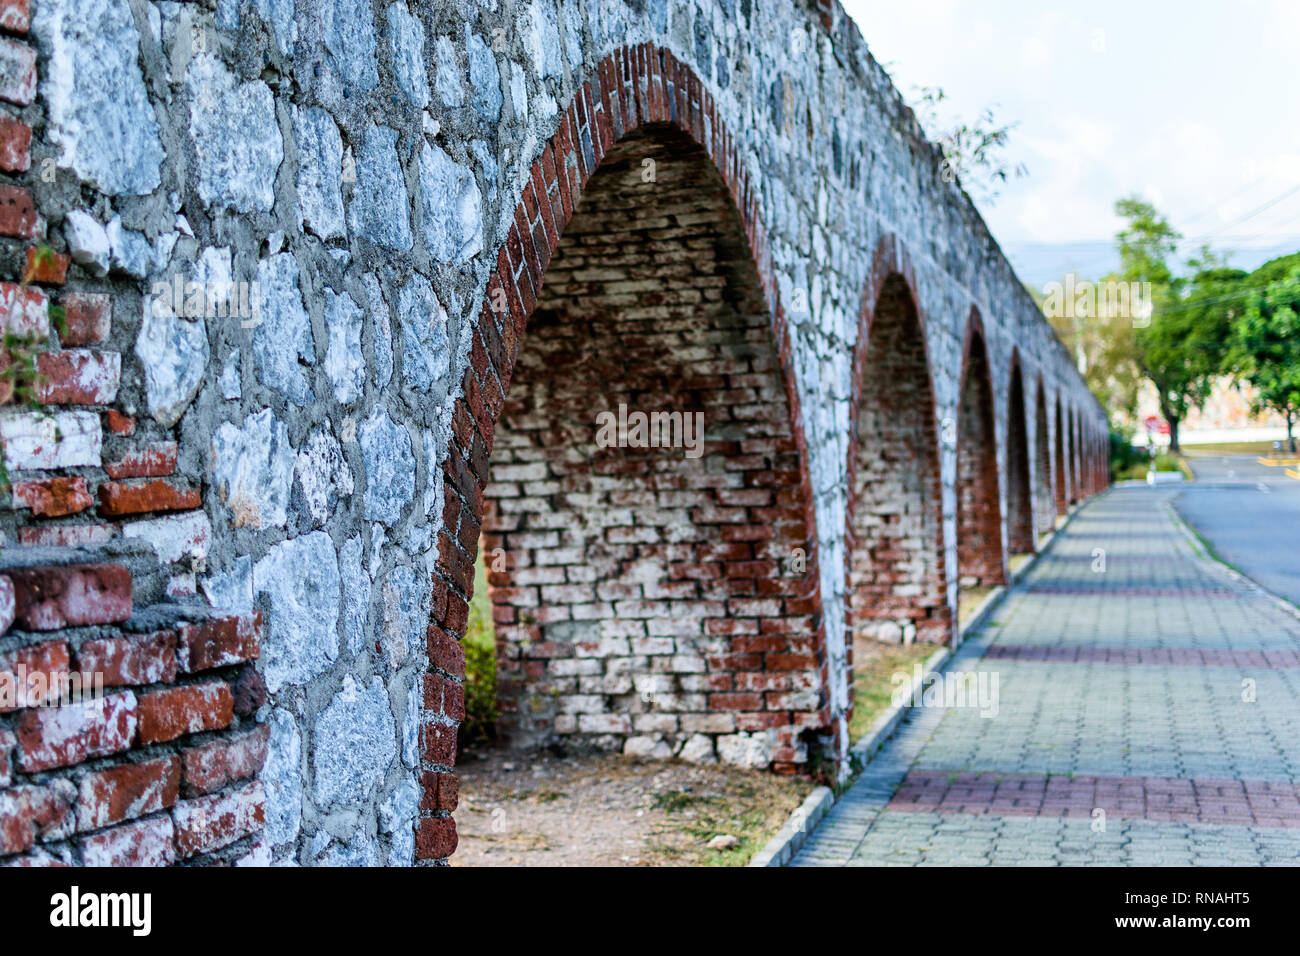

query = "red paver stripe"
[[1026, 585, 1237, 598], [887, 770, 1300, 827], [984, 643, 1300, 668]]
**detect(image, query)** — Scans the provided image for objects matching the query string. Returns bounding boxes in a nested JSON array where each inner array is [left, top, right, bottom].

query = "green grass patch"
[[1113, 451, 1188, 482], [649, 788, 770, 867], [957, 585, 994, 627], [460, 550, 498, 748], [1182, 440, 1294, 456], [848, 641, 934, 742]]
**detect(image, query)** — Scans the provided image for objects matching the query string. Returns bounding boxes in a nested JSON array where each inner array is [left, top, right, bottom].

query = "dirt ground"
[[452, 637, 947, 867], [452, 745, 811, 867]]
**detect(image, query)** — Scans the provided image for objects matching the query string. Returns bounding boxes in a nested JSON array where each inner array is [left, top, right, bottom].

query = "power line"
[[1184, 184, 1300, 242], [1178, 177, 1273, 230], [1147, 275, 1300, 318], [1015, 184, 1300, 284]]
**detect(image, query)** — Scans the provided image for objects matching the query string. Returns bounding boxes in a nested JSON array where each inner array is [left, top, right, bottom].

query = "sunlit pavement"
[[793, 488, 1300, 866], [1175, 454, 1300, 607]]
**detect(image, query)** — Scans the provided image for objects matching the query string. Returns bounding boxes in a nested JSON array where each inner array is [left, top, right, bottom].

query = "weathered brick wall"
[[0, 560, 266, 865], [1068, 412, 1082, 503], [0, 0, 1109, 865], [0, 0, 268, 867]]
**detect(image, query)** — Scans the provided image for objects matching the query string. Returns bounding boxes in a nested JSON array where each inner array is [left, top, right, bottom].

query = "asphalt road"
[[1173, 453, 1300, 606]]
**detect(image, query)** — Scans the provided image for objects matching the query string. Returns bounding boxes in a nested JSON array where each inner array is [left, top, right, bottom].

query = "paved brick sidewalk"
[[793, 488, 1300, 866]]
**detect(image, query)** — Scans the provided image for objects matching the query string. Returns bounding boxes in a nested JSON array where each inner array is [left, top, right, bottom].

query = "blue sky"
[[839, 0, 1300, 283]]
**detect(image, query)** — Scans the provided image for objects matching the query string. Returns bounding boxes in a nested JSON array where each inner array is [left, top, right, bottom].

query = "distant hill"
[[1245, 250, 1300, 284], [1004, 239, 1300, 290]]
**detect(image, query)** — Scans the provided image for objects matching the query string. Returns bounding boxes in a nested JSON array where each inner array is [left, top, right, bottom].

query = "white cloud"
[[838, 0, 1300, 255]]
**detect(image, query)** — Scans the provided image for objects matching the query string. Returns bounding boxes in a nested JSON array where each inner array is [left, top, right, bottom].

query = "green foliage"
[[1115, 197, 1179, 287], [1043, 284, 1144, 422], [1117, 197, 1231, 450], [847, 642, 932, 743], [48, 303, 67, 339], [28, 244, 57, 274], [1, 330, 44, 407], [0, 245, 64, 496], [1108, 424, 1143, 479], [1227, 262, 1300, 449], [459, 550, 499, 747], [913, 87, 1027, 203]]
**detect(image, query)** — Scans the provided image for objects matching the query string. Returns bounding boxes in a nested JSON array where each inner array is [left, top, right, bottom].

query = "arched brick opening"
[[1005, 353, 1034, 555], [955, 310, 1005, 589], [1099, 431, 1109, 490], [1094, 430, 1105, 493], [1067, 410, 1081, 504], [484, 123, 818, 761], [1033, 378, 1055, 537], [1053, 397, 1068, 517], [424, 49, 829, 856], [845, 237, 951, 650], [1083, 428, 1094, 496], [1079, 429, 1088, 497]]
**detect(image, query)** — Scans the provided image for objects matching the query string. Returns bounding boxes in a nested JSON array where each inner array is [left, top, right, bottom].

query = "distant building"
[[1131, 377, 1287, 446]]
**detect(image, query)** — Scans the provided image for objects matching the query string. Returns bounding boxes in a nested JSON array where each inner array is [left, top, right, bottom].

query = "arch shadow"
[[1005, 350, 1034, 555], [955, 308, 1006, 589], [1032, 375, 1055, 537]]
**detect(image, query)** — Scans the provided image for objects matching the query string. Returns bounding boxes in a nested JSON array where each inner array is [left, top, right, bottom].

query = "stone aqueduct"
[[0, 0, 1107, 865]]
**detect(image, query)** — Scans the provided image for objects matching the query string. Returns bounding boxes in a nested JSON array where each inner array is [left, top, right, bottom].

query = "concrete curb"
[[748, 785, 834, 868], [751, 496, 1095, 867]]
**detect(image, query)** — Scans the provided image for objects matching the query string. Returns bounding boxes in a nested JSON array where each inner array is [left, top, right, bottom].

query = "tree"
[[913, 87, 1027, 204], [1228, 263, 1300, 452], [1118, 197, 1228, 451], [1034, 278, 1143, 421]]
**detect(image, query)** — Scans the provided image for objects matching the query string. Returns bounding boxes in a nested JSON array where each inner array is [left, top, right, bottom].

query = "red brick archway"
[[844, 236, 951, 656], [955, 309, 1005, 588], [1033, 377, 1054, 537], [1067, 408, 1080, 504], [1083, 426, 1094, 496], [1054, 396, 1068, 516], [419, 45, 829, 859], [1005, 352, 1034, 555]]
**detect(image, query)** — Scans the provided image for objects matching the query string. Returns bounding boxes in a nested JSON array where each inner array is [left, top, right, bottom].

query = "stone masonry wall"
[[0, 0, 1108, 865]]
